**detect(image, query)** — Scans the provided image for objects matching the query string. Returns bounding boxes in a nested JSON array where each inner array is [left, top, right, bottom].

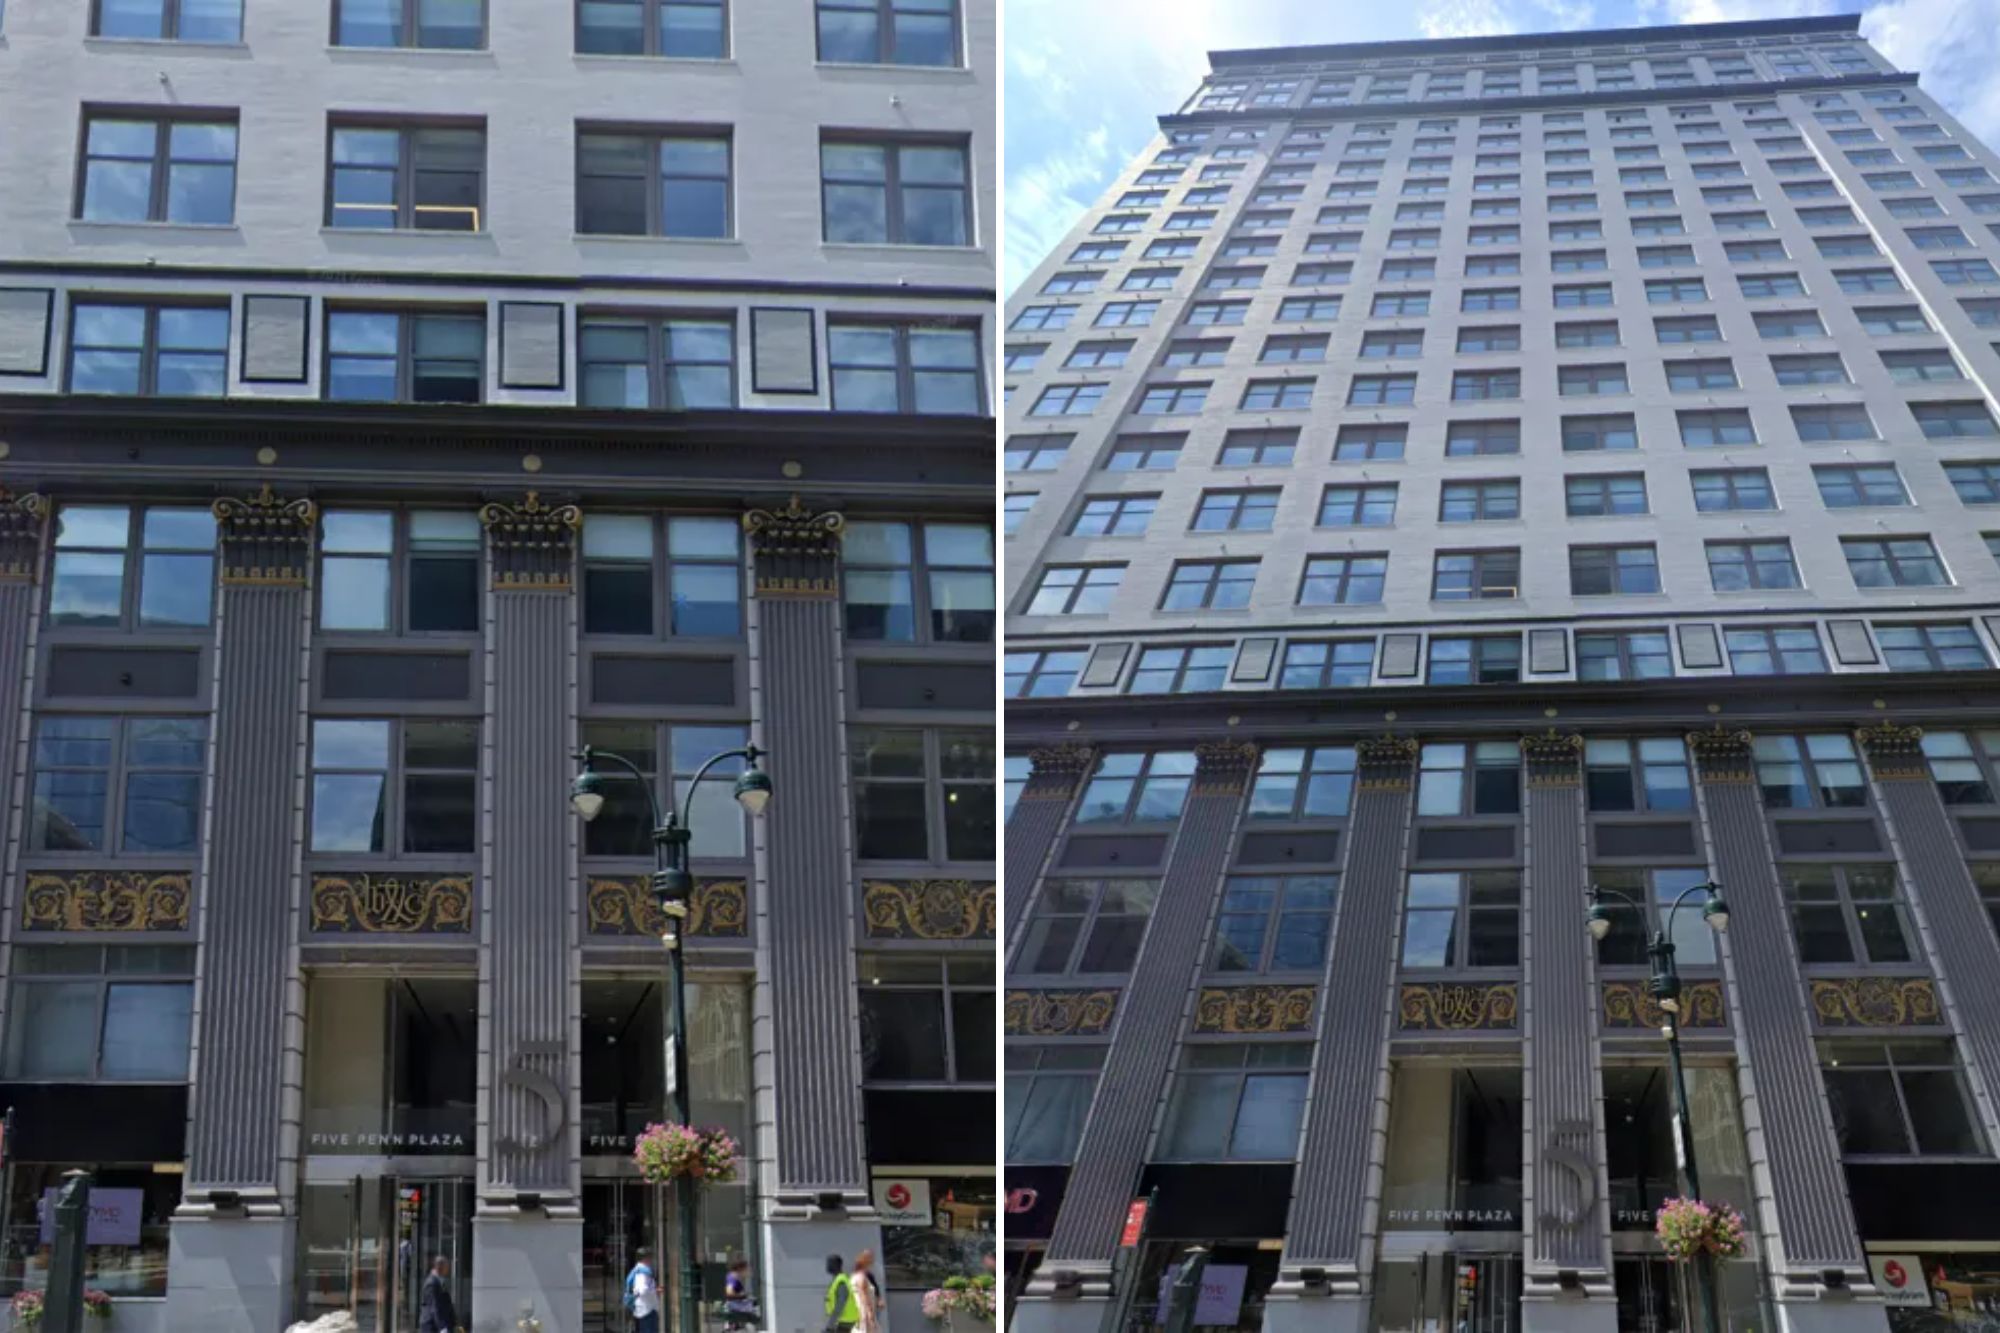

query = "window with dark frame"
[[28, 717, 207, 855], [1073, 752, 1194, 825], [1725, 626, 1826, 676], [1584, 737, 1692, 812], [1024, 564, 1123, 615], [318, 509, 482, 634], [1575, 630, 1673, 681], [78, 113, 237, 224], [328, 122, 485, 231], [334, 0, 483, 47], [1, 945, 196, 1083], [579, 315, 736, 409], [325, 309, 484, 404], [1211, 874, 1340, 972], [1005, 1045, 1105, 1164], [1279, 639, 1374, 688], [1821, 1039, 1985, 1158], [1432, 548, 1519, 600], [1156, 1043, 1312, 1161], [821, 136, 970, 245], [827, 320, 980, 414], [1783, 865, 1914, 966], [575, 720, 751, 857], [1003, 649, 1086, 699], [1160, 559, 1258, 610], [1426, 636, 1521, 684], [576, 128, 731, 238], [857, 955, 992, 1089], [1591, 868, 1717, 966], [842, 520, 994, 643], [91, 0, 241, 40], [1247, 747, 1356, 821], [848, 728, 994, 863], [1126, 645, 1231, 695], [308, 717, 479, 855], [578, 513, 743, 638], [1878, 624, 1990, 672], [576, 0, 726, 57], [66, 301, 229, 398], [1401, 870, 1521, 967]]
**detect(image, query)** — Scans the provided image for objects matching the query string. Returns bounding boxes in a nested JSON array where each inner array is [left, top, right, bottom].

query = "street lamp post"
[[572, 743, 772, 1333], [1586, 879, 1730, 1333]]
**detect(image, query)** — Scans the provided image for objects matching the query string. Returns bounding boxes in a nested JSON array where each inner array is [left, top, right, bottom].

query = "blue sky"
[[1004, 0, 2000, 294]]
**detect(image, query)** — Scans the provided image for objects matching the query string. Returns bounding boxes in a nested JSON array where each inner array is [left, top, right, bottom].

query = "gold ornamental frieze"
[[1003, 989, 1117, 1037], [1193, 986, 1316, 1034], [1810, 976, 1941, 1028], [24, 870, 190, 932], [586, 876, 748, 938], [862, 879, 996, 940], [310, 873, 472, 933], [1603, 979, 1726, 1030], [1398, 982, 1518, 1032]]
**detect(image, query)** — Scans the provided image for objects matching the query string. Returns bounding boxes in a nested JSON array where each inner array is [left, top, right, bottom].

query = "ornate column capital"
[[1356, 733, 1420, 790], [743, 494, 844, 599], [1854, 721, 1927, 780], [1521, 728, 1584, 786], [478, 491, 581, 590], [1192, 739, 1260, 795], [1685, 723, 1756, 784], [0, 488, 49, 582], [1018, 742, 1097, 802], [213, 485, 318, 586]]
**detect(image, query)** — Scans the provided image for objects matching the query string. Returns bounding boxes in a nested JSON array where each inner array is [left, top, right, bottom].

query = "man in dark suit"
[[418, 1255, 459, 1333]]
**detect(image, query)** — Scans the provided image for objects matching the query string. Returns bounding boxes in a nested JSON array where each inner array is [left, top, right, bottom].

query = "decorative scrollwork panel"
[[1602, 979, 1727, 1030], [1809, 976, 1940, 1028], [23, 871, 190, 932], [1398, 982, 1519, 1032], [1193, 986, 1316, 1034], [1003, 989, 1118, 1037], [586, 876, 749, 939], [309, 873, 473, 934], [862, 880, 996, 940]]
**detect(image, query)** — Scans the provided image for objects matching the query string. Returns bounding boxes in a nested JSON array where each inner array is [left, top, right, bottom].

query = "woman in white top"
[[852, 1248, 884, 1333]]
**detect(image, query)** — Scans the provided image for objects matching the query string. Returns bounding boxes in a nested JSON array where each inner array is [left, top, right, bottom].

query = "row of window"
[[74, 111, 973, 246], [48, 0, 962, 65], [28, 715, 994, 863], [47, 503, 994, 645], [1005, 622, 1991, 699], [56, 299, 982, 412]]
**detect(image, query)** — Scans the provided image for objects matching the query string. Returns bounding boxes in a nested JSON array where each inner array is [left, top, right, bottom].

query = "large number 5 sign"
[[1539, 1119, 1599, 1231], [496, 1041, 568, 1154]]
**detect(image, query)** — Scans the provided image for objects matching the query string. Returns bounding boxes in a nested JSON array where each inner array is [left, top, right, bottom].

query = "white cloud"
[[1862, 0, 2000, 148], [1419, 0, 1520, 38]]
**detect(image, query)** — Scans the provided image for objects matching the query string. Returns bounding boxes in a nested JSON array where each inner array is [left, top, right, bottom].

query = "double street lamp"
[[572, 742, 772, 1333], [1586, 878, 1730, 1333]]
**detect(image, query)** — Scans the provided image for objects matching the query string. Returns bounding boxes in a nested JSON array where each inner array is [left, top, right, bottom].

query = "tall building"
[[1003, 14, 2000, 1333], [0, 2, 995, 1331]]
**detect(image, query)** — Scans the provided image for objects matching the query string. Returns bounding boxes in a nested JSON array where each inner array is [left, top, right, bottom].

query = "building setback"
[[0, 2, 996, 1331], [1003, 15, 2000, 1333]]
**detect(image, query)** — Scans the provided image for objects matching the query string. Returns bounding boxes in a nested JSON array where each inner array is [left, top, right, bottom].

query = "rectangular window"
[[1655, 315, 1722, 344], [1558, 363, 1629, 396], [1844, 536, 1949, 588], [1792, 404, 1877, 442], [1785, 865, 1914, 966], [1439, 479, 1520, 522], [67, 301, 229, 398], [1416, 741, 1520, 816], [849, 728, 993, 862], [1563, 413, 1637, 452], [1025, 565, 1121, 615], [1753, 734, 1867, 808], [328, 122, 485, 231], [1881, 349, 1964, 383], [577, 0, 727, 56], [1456, 326, 1520, 353], [1772, 353, 1849, 386], [48, 503, 217, 629], [1401, 870, 1521, 968], [1218, 427, 1296, 465], [1137, 382, 1207, 414], [1240, 378, 1313, 410], [1879, 624, 1989, 672], [319, 509, 482, 634], [1104, 435, 1181, 471], [1009, 305, 1071, 332], [1161, 559, 1258, 611], [92, 0, 242, 39], [1565, 472, 1647, 517], [820, 136, 969, 245], [1913, 401, 2000, 439], [78, 113, 237, 224], [1570, 544, 1660, 595], [1815, 464, 1908, 508], [577, 720, 751, 857], [1126, 645, 1231, 695], [1004, 649, 1087, 699], [1645, 278, 1707, 304], [1319, 483, 1398, 527], [1821, 1040, 1985, 1157], [1211, 873, 1341, 971], [1726, 626, 1827, 676], [1361, 330, 1422, 359], [579, 315, 736, 409], [828, 320, 980, 414], [1349, 374, 1417, 406], [1708, 540, 1800, 591], [1555, 283, 1613, 309], [1432, 549, 1519, 600], [1335, 424, 1406, 460], [1067, 495, 1155, 537], [1451, 368, 1520, 401], [1584, 737, 1692, 812], [1691, 468, 1776, 513], [2, 945, 195, 1083], [1576, 630, 1673, 681], [842, 520, 992, 643], [1192, 489, 1280, 533], [1100, 300, 1162, 327], [1667, 358, 1736, 391], [1445, 420, 1519, 457], [1278, 639, 1374, 689], [308, 718, 478, 854], [1461, 288, 1519, 312], [1591, 867, 1717, 966], [1157, 1043, 1311, 1162], [325, 309, 483, 403], [1005, 1045, 1103, 1163], [29, 717, 207, 854], [1756, 310, 1826, 338], [335, 0, 483, 46], [1299, 554, 1386, 606], [1738, 272, 1808, 298], [1075, 751, 1195, 826]]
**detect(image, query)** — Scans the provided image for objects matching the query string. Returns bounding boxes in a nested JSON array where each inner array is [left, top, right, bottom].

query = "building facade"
[[0, 2, 996, 1331], [1002, 15, 2000, 1333]]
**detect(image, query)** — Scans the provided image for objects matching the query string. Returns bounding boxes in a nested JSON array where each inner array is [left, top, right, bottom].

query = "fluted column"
[[0, 490, 48, 932], [1003, 742, 1095, 941], [1687, 725, 1869, 1299], [1035, 740, 1258, 1287]]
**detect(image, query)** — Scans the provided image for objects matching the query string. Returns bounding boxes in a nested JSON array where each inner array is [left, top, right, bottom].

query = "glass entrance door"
[[1613, 1257, 1682, 1333], [584, 1180, 662, 1333], [297, 1175, 472, 1333], [1373, 1252, 1521, 1333]]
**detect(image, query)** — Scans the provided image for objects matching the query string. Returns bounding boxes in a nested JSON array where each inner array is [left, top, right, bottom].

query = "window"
[[1241, 379, 1313, 411], [1913, 401, 2000, 439], [1640, 245, 1697, 270], [1461, 288, 1519, 312], [1335, 424, 1406, 460], [1667, 358, 1737, 391], [1024, 564, 1121, 615], [1753, 734, 1866, 808], [848, 729, 992, 862], [1591, 868, 1717, 966], [1737, 272, 1807, 299], [1004, 435, 1068, 472], [1837, 268, 1903, 295], [1006, 1046, 1103, 1163], [1563, 413, 1637, 452], [1069, 495, 1155, 538], [1319, 483, 1398, 527], [577, 721, 751, 857], [1433, 549, 1518, 600], [1063, 340, 1130, 371], [1004, 649, 1086, 699], [1428, 637, 1521, 685], [1924, 731, 2000, 803], [1105, 434, 1182, 471], [1881, 349, 1964, 383], [1362, 330, 1423, 359], [1645, 278, 1707, 304], [78, 114, 237, 224], [1772, 353, 1848, 386], [1815, 235, 1878, 259], [1261, 334, 1327, 365], [1440, 479, 1519, 522], [329, 123, 484, 231], [1041, 271, 1099, 295], [815, 0, 962, 62], [579, 315, 736, 408], [1655, 316, 1721, 345], [819, 137, 968, 245], [1278, 639, 1374, 689], [1785, 865, 1914, 966], [1566, 473, 1647, 517], [1009, 305, 1072, 332], [1878, 623, 1989, 672], [1126, 645, 1230, 695], [1076, 751, 1195, 825], [325, 309, 482, 403], [1278, 296, 1342, 322], [828, 320, 979, 413], [1727, 238, 1788, 262], [28, 717, 206, 854], [1157, 1043, 1311, 1161], [841, 520, 991, 642], [1821, 1040, 1984, 1158], [1812, 463, 1907, 509], [1380, 258, 1435, 283], [308, 718, 477, 854], [1417, 741, 1520, 816], [1299, 554, 1386, 606], [1015, 876, 1159, 976], [1708, 540, 1800, 592], [66, 302, 228, 398], [45, 504, 213, 633], [1003, 492, 1034, 534], [1443, 420, 1518, 457], [1206, 266, 1263, 290], [1163, 211, 1215, 230], [1755, 310, 1826, 339], [1576, 630, 1673, 681], [1212, 872, 1340, 978], [1553, 250, 1608, 274], [1555, 283, 1614, 309], [335, 0, 481, 46], [1244, 744, 1358, 822], [91, 0, 241, 39], [1003, 344, 1044, 374], [1401, 871, 1520, 969], [1161, 560, 1257, 611], [318, 510, 481, 634], [1192, 489, 1280, 534], [1584, 737, 1692, 811], [1452, 369, 1520, 401], [1457, 326, 1520, 353], [1933, 259, 2000, 286], [1570, 544, 1659, 595], [1631, 214, 1685, 237], [1137, 383, 1207, 415], [1349, 374, 1417, 406], [1690, 468, 1776, 513], [1844, 536, 1949, 588], [1181, 301, 1241, 327], [1791, 404, 1876, 442], [1372, 293, 1432, 319], [1725, 625, 1825, 675], [2, 945, 195, 1083], [1858, 305, 1930, 335], [1559, 363, 1628, 396]]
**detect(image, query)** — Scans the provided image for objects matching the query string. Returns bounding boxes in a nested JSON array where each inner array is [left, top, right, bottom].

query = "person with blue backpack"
[[624, 1247, 660, 1333]]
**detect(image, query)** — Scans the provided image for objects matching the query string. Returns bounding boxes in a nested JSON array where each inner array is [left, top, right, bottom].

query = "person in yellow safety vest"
[[824, 1254, 861, 1332]]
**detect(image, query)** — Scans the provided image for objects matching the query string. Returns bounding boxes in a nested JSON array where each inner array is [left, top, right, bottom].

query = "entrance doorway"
[[1372, 1252, 1521, 1333], [297, 1175, 472, 1333], [583, 1180, 662, 1333], [1613, 1257, 1682, 1333]]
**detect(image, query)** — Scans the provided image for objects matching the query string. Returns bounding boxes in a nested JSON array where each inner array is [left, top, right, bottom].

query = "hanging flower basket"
[[633, 1122, 740, 1186], [920, 1276, 996, 1325], [10, 1292, 43, 1327], [1655, 1197, 1748, 1261], [82, 1291, 114, 1321]]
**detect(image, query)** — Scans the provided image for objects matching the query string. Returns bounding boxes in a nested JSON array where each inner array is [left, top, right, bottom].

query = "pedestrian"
[[823, 1254, 860, 1332], [723, 1256, 760, 1328], [417, 1255, 458, 1333], [626, 1247, 660, 1333], [853, 1249, 884, 1333]]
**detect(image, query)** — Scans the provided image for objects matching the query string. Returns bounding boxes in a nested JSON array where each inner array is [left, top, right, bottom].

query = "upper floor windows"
[[319, 510, 482, 634], [308, 718, 478, 855], [1025, 564, 1121, 615], [1416, 741, 1520, 816], [68, 301, 229, 398], [29, 717, 207, 854], [821, 137, 970, 246], [1923, 731, 2000, 804], [1585, 737, 1691, 812], [1212, 877, 1339, 973], [578, 0, 726, 58], [2, 944, 195, 1084], [1753, 734, 1866, 809], [49, 504, 216, 630], [842, 520, 993, 643], [580, 315, 734, 409], [849, 728, 993, 863], [828, 320, 980, 414], [325, 309, 484, 403], [79, 113, 236, 231], [580, 513, 743, 637], [92, 0, 242, 41], [1821, 1039, 1985, 1159], [1156, 1043, 1311, 1162], [335, 0, 482, 48], [329, 123, 484, 231], [1785, 865, 1915, 967], [1249, 746, 1356, 821], [579, 721, 750, 857], [1076, 752, 1195, 825], [1402, 871, 1521, 968], [577, 130, 730, 238]]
